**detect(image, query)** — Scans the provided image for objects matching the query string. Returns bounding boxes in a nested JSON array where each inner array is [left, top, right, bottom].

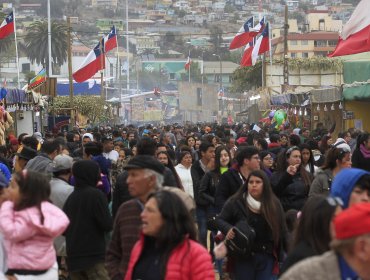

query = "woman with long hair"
[[157, 151, 184, 190], [319, 135, 333, 155], [124, 190, 214, 280], [271, 146, 313, 211], [309, 147, 352, 197], [352, 132, 370, 171], [280, 196, 341, 275], [216, 170, 286, 279], [300, 144, 318, 176]]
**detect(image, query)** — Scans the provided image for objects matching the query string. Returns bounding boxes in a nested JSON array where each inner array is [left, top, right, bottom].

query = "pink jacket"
[[0, 201, 69, 270], [125, 234, 215, 280]]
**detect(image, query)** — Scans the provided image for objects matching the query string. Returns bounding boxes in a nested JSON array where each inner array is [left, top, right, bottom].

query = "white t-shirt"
[[103, 150, 119, 162], [175, 164, 194, 198]]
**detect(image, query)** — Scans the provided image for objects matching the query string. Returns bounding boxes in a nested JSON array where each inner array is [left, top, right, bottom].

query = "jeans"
[[233, 253, 274, 280], [196, 206, 208, 247]]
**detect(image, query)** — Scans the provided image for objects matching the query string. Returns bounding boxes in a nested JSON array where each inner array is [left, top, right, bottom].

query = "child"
[[0, 170, 69, 279]]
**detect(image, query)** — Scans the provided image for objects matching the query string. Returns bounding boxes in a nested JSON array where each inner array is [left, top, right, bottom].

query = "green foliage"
[[24, 21, 68, 74], [272, 57, 343, 72], [52, 96, 110, 124], [138, 70, 169, 91], [230, 62, 262, 93], [182, 61, 203, 83]]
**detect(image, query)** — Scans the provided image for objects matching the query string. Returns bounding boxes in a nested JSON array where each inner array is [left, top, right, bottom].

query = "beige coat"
[[280, 251, 341, 280]]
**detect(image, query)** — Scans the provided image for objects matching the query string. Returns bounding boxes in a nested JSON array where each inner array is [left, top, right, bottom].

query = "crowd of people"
[[0, 122, 369, 280]]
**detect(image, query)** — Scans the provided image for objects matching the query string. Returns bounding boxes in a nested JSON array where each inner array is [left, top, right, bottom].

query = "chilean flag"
[[328, 0, 370, 57], [104, 26, 117, 53], [229, 17, 264, 50], [240, 42, 254, 67], [0, 12, 14, 39], [185, 55, 191, 70], [251, 23, 270, 65], [73, 40, 105, 83]]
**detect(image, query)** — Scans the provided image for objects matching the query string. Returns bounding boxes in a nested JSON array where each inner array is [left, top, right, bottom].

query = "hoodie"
[[0, 201, 69, 270], [330, 168, 370, 209]]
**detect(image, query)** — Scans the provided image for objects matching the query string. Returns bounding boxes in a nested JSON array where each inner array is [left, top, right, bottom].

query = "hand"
[[226, 228, 235, 240], [286, 164, 299, 176]]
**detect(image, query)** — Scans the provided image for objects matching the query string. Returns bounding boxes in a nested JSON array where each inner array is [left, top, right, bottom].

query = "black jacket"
[[63, 185, 113, 271], [352, 148, 370, 172], [112, 167, 177, 218], [214, 168, 243, 211], [190, 160, 208, 207], [280, 241, 317, 275], [199, 170, 220, 206], [270, 171, 310, 211]]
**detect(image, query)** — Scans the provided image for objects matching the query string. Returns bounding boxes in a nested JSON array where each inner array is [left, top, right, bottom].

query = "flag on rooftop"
[[104, 25, 117, 53], [328, 0, 370, 57], [0, 11, 14, 39], [28, 69, 46, 90], [73, 40, 105, 83], [229, 17, 264, 50]]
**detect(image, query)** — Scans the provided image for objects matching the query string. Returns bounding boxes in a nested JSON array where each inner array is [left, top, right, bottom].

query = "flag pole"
[[268, 19, 273, 83], [100, 38, 105, 101], [47, 0, 52, 76], [188, 50, 191, 83], [12, 8, 20, 89]]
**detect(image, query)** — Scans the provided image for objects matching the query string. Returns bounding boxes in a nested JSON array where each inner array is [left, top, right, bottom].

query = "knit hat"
[[330, 168, 370, 209], [334, 203, 370, 240], [124, 155, 165, 174]]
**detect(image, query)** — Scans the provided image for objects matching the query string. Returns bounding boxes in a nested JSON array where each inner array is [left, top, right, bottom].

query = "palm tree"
[[23, 20, 68, 75]]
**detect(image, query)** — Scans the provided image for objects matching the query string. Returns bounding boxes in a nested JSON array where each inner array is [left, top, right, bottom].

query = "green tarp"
[[344, 60, 370, 84], [343, 84, 370, 100]]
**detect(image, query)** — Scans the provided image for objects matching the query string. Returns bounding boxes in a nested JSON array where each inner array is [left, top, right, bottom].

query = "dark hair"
[[257, 138, 268, 150], [214, 146, 231, 175], [319, 135, 332, 154], [299, 144, 315, 175], [285, 209, 298, 233], [354, 174, 370, 191], [147, 190, 197, 279], [269, 134, 280, 143], [41, 139, 61, 155], [13, 170, 51, 224], [137, 137, 157, 156], [157, 151, 183, 190], [356, 132, 370, 150], [83, 142, 103, 157], [234, 170, 284, 246], [289, 134, 301, 146], [177, 150, 192, 163], [198, 142, 214, 157], [235, 146, 259, 166], [293, 196, 337, 254], [22, 136, 39, 150], [321, 147, 350, 170], [18, 133, 29, 144]]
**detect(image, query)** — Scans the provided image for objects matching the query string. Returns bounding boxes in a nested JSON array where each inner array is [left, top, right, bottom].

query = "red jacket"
[[124, 234, 215, 280]]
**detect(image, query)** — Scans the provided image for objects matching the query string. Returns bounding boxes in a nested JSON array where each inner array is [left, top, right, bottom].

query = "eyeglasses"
[[326, 196, 344, 207]]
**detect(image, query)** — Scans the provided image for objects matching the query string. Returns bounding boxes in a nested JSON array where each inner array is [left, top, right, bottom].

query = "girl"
[[0, 170, 69, 279], [300, 144, 318, 176], [260, 151, 274, 178], [157, 151, 184, 190], [216, 170, 286, 279]]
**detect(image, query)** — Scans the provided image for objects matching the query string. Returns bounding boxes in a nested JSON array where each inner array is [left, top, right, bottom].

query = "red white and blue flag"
[[0, 11, 14, 39], [185, 55, 191, 70], [240, 41, 254, 67], [73, 40, 105, 83], [104, 25, 117, 53], [251, 23, 270, 65], [229, 17, 264, 50]]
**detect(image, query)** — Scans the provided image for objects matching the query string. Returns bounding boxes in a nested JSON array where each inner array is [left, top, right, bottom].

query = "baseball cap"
[[124, 155, 165, 174], [53, 155, 73, 172]]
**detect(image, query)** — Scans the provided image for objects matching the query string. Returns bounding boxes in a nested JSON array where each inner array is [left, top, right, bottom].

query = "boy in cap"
[[280, 203, 370, 280]]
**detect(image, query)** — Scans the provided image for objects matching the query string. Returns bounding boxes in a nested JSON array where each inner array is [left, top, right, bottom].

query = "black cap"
[[16, 146, 37, 160], [124, 155, 165, 174]]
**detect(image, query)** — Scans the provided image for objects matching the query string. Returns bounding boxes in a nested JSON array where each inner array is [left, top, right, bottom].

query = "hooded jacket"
[[330, 168, 370, 209], [0, 201, 69, 270], [63, 160, 113, 271]]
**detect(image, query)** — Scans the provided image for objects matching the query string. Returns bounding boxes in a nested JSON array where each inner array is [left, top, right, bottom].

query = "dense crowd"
[[0, 122, 369, 280]]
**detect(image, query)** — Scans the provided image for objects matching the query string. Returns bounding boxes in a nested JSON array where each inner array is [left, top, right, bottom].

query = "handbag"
[[225, 220, 255, 258]]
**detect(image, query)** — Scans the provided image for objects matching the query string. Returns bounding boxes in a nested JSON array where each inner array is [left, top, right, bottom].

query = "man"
[[49, 154, 74, 260], [281, 203, 370, 280], [215, 146, 260, 211], [191, 142, 215, 247], [102, 136, 119, 162], [299, 128, 310, 143], [105, 155, 165, 280], [25, 139, 61, 175]]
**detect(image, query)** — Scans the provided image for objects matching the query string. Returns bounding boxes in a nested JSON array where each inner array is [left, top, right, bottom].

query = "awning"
[[310, 87, 341, 103], [270, 92, 309, 106], [343, 84, 370, 100]]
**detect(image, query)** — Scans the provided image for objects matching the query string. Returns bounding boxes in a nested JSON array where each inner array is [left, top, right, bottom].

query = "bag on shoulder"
[[225, 220, 255, 258]]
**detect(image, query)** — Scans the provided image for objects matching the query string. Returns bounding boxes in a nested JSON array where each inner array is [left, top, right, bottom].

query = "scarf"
[[246, 193, 261, 212], [360, 144, 370, 159]]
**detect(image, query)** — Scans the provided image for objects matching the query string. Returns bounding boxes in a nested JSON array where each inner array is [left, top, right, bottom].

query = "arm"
[[105, 215, 124, 280], [215, 199, 236, 235], [0, 201, 36, 242], [214, 173, 230, 211], [199, 172, 215, 205], [309, 174, 328, 197], [270, 171, 293, 196], [112, 172, 130, 218], [351, 149, 361, 168], [93, 192, 113, 232]]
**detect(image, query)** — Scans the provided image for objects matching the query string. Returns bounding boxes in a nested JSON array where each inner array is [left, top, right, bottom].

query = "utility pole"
[[67, 17, 74, 129], [283, 4, 289, 93]]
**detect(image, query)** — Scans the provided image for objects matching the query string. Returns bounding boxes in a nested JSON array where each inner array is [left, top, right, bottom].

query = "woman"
[[185, 136, 199, 162], [260, 151, 274, 178], [280, 196, 341, 275], [300, 144, 318, 176], [124, 191, 215, 280], [157, 151, 184, 190], [216, 170, 286, 279], [319, 135, 333, 155], [280, 134, 289, 149], [271, 146, 313, 211], [352, 132, 370, 171], [175, 151, 194, 198], [309, 147, 352, 197]]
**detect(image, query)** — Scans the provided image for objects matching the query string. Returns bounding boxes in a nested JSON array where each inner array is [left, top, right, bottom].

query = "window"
[[291, 53, 296, 58], [301, 40, 308, 45], [290, 40, 297, 46], [197, 88, 202, 106], [169, 73, 175, 80], [22, 63, 30, 73], [110, 63, 114, 76], [229, 76, 233, 83], [302, 53, 309, 58]]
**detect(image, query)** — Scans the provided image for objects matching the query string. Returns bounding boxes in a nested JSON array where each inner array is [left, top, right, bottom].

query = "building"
[[203, 61, 239, 91], [91, 0, 118, 9], [306, 10, 342, 32]]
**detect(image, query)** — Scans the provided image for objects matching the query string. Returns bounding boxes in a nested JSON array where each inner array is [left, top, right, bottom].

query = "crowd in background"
[[0, 121, 369, 279]]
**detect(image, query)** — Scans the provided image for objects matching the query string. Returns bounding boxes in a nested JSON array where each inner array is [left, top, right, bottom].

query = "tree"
[[23, 21, 68, 75], [182, 62, 203, 83], [230, 62, 262, 94]]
